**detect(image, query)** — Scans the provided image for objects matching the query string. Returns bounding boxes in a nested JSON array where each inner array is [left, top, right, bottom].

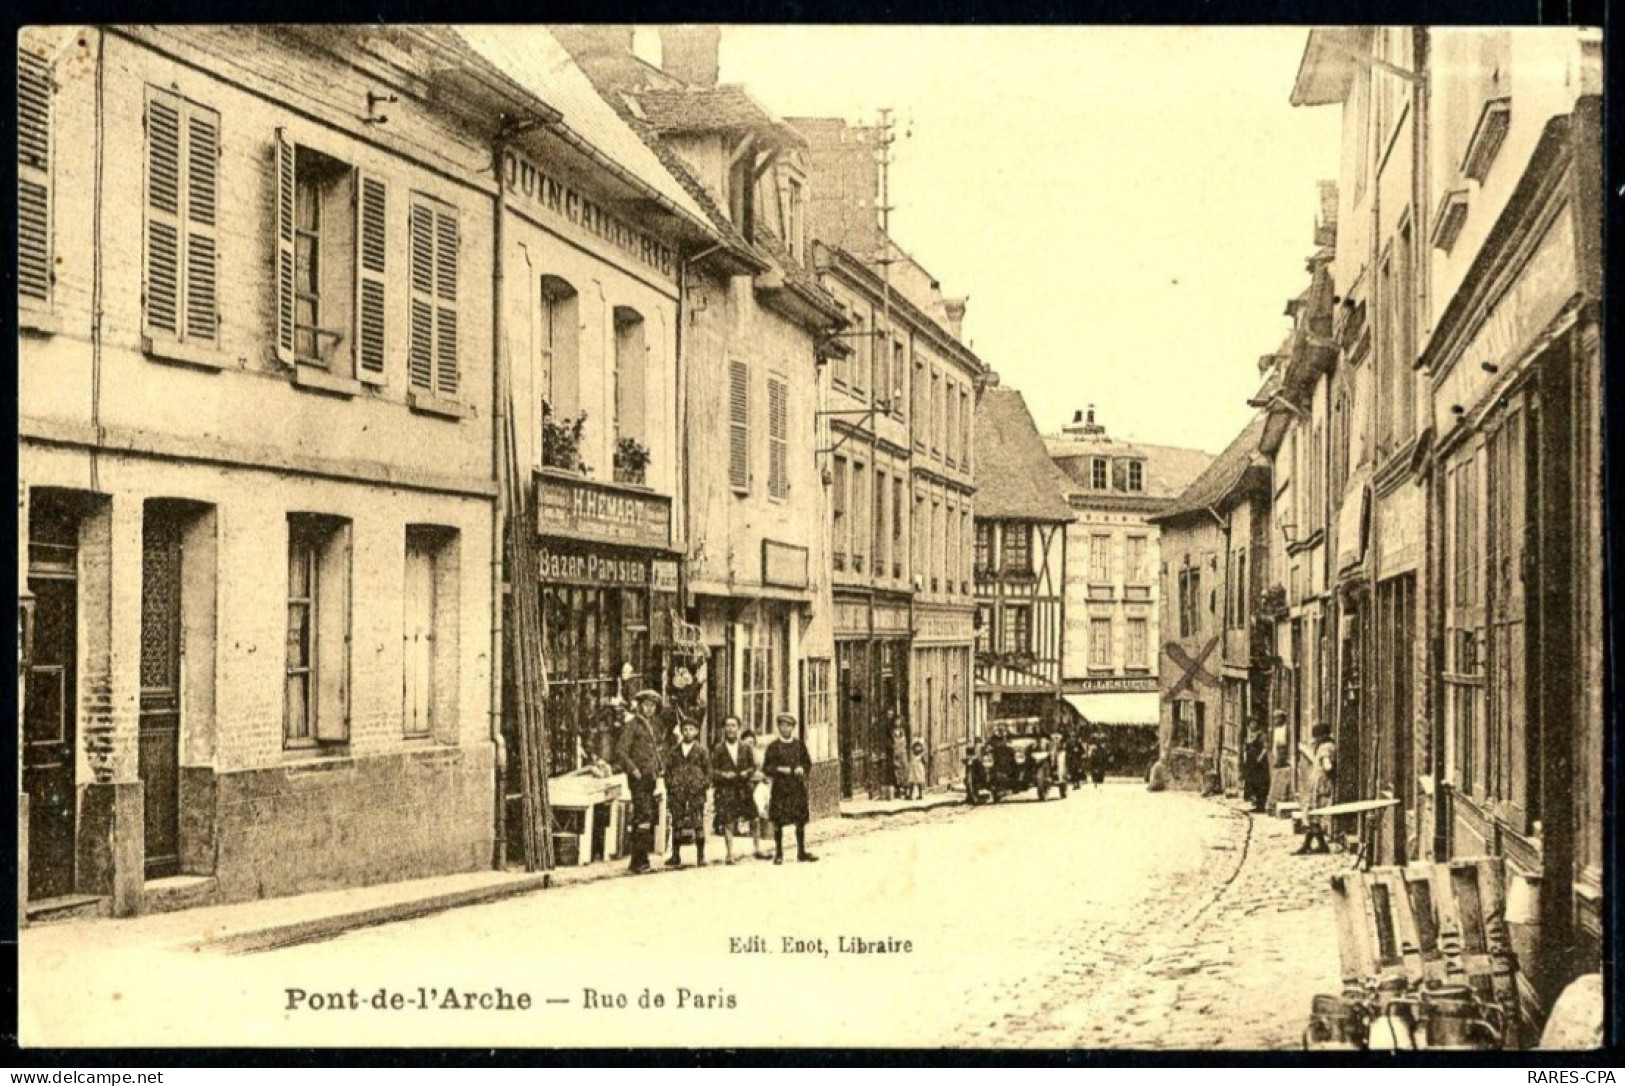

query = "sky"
[[707, 26, 1342, 455]]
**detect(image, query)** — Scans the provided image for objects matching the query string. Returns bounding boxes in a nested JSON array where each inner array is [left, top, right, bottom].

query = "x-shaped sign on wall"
[[1163, 636, 1221, 701]]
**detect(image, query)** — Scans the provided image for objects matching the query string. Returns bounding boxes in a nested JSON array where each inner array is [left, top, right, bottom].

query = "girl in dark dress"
[[762, 713, 818, 864]]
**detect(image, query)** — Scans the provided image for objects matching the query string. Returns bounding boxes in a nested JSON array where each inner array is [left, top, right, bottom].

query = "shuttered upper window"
[[728, 359, 750, 492], [18, 46, 52, 310], [767, 375, 789, 500], [273, 132, 388, 383], [144, 88, 220, 350], [408, 194, 460, 400]]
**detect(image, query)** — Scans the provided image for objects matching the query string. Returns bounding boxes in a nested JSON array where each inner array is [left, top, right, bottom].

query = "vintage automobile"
[[964, 731, 1068, 804]]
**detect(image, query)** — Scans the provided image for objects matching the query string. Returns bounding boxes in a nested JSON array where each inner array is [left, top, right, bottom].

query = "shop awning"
[[1063, 693, 1160, 727]]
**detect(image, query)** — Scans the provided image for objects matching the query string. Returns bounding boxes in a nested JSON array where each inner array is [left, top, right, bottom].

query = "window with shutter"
[[767, 375, 788, 499], [275, 134, 387, 385], [356, 174, 388, 380], [18, 46, 52, 309], [408, 194, 460, 399], [145, 88, 219, 351], [728, 359, 750, 492]]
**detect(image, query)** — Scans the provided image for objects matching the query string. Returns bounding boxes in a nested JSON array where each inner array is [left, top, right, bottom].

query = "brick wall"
[[212, 745, 493, 902]]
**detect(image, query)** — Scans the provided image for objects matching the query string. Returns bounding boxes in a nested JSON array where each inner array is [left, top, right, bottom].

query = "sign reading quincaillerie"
[[537, 472, 672, 550]]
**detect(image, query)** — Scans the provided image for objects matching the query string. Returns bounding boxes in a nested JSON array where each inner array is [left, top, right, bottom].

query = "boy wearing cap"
[[615, 690, 667, 874], [761, 713, 818, 864], [665, 717, 711, 868]]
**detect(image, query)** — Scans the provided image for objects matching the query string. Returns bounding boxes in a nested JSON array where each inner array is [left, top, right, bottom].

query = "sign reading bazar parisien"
[[540, 545, 651, 588], [538, 472, 672, 550], [504, 149, 676, 281]]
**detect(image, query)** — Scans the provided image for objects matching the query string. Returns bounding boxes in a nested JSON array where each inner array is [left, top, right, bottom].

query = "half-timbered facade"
[[972, 383, 1073, 736]]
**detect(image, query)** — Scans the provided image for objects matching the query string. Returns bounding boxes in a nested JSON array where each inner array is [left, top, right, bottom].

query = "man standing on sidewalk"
[[617, 690, 668, 874]]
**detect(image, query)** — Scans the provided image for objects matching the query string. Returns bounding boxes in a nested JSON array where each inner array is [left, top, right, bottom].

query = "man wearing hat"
[[615, 689, 667, 874]]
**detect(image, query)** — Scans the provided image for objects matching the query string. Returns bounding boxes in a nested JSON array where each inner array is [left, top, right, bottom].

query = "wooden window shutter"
[[728, 359, 750, 490], [768, 376, 788, 499], [273, 129, 296, 363], [433, 204, 459, 397], [314, 523, 353, 743], [145, 90, 184, 339], [17, 47, 52, 305], [354, 173, 388, 379], [183, 105, 220, 344], [407, 200, 435, 391]]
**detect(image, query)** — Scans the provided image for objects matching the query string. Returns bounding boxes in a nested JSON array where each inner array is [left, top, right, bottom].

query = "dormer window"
[[1126, 461, 1144, 492], [1091, 458, 1108, 489], [728, 145, 756, 242], [785, 175, 805, 263]]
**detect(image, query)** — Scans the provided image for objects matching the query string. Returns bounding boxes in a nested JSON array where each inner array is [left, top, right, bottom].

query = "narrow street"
[[21, 786, 1344, 1049]]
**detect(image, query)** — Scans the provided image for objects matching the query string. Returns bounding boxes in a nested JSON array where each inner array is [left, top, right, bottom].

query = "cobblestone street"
[[22, 784, 1345, 1049]]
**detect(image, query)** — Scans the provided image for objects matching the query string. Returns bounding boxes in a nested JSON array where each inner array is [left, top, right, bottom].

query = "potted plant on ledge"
[[614, 436, 652, 486], [542, 401, 589, 474]]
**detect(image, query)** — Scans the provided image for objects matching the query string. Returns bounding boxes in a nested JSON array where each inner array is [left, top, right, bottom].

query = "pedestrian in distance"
[[665, 715, 711, 868], [1296, 722, 1337, 854], [1086, 737, 1107, 788], [907, 738, 927, 800], [890, 723, 910, 801], [710, 715, 756, 865], [763, 713, 818, 864], [1243, 723, 1272, 813], [614, 689, 668, 875]]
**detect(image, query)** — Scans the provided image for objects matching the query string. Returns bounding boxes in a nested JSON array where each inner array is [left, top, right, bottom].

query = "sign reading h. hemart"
[[536, 472, 671, 550]]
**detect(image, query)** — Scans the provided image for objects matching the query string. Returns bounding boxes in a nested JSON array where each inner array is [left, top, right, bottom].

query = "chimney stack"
[[660, 26, 720, 87], [1062, 404, 1107, 438], [552, 25, 635, 63], [943, 297, 968, 342]]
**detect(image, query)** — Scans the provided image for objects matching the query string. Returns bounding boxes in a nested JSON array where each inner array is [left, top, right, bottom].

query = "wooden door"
[[25, 573, 78, 900], [139, 506, 183, 880], [1487, 399, 1529, 829], [403, 539, 435, 738]]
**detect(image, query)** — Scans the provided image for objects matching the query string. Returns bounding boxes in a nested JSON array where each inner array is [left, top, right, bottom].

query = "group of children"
[[662, 708, 819, 869], [890, 725, 929, 801]]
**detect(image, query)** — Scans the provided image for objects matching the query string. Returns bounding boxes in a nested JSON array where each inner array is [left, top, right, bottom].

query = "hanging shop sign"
[[537, 472, 672, 550], [651, 559, 680, 594]]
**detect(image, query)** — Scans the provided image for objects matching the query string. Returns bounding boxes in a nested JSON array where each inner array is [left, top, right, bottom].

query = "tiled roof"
[[449, 27, 712, 228], [1044, 437, 1214, 501], [638, 86, 807, 146], [1149, 414, 1270, 524], [976, 387, 1079, 522]]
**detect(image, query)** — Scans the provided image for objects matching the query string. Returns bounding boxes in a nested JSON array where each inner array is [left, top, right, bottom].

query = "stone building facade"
[[1149, 417, 1269, 791], [1045, 408, 1210, 769], [553, 27, 849, 816], [794, 118, 984, 798], [18, 26, 505, 914]]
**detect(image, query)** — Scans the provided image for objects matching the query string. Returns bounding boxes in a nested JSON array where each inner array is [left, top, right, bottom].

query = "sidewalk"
[[19, 796, 968, 957]]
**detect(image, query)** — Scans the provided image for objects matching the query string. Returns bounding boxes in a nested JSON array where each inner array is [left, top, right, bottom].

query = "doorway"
[[139, 502, 186, 880], [24, 493, 81, 901]]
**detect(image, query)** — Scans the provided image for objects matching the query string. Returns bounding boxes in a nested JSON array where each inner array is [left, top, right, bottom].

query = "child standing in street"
[[763, 713, 818, 864], [907, 739, 927, 800]]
